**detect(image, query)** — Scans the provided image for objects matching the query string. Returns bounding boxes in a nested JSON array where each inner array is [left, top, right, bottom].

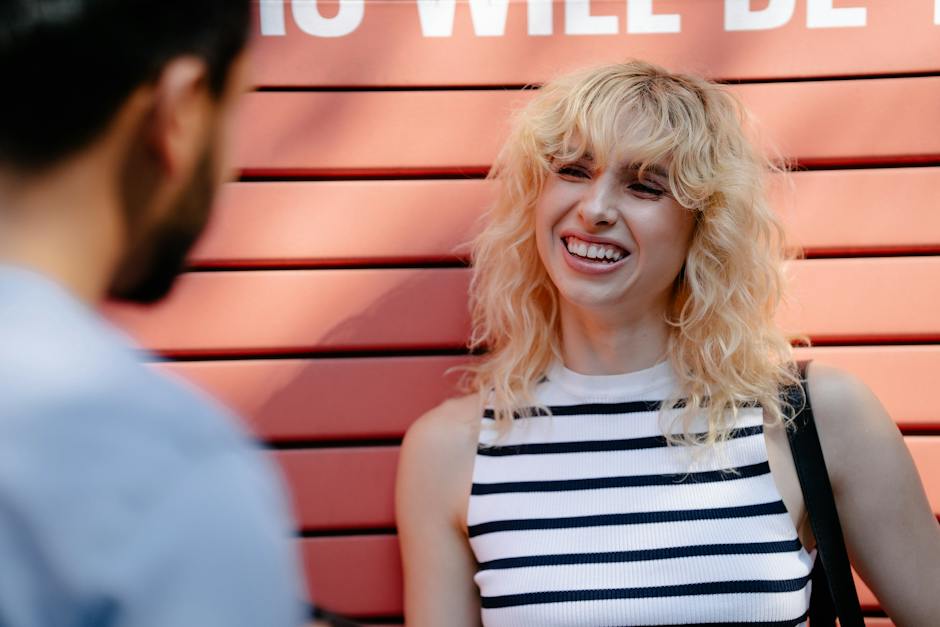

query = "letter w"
[[417, 0, 510, 37]]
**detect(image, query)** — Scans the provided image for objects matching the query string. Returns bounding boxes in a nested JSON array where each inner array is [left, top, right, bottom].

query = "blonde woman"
[[396, 61, 940, 626]]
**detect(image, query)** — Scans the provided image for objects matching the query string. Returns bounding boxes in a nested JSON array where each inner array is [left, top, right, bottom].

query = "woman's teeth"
[[564, 237, 626, 262]]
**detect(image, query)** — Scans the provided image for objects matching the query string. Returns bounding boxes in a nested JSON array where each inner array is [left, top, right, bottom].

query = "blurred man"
[[0, 1, 306, 625]]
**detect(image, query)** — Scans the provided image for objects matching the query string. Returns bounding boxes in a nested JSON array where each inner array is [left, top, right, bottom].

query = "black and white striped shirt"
[[468, 360, 814, 626]]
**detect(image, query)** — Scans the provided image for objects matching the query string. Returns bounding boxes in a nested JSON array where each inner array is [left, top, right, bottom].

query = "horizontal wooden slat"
[[110, 258, 940, 355], [194, 168, 940, 267], [782, 258, 940, 344], [164, 356, 469, 442], [235, 91, 510, 177], [302, 535, 402, 617], [234, 78, 940, 176], [162, 346, 940, 442], [776, 168, 940, 255], [299, 536, 909, 619], [280, 438, 940, 532], [107, 269, 471, 357], [250, 1, 940, 87], [193, 180, 485, 267], [278, 447, 398, 531]]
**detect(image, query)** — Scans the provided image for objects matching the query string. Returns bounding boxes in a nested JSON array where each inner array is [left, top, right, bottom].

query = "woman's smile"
[[560, 234, 631, 275]]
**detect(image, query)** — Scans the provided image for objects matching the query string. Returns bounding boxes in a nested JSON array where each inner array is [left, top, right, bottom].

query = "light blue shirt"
[[0, 265, 306, 626]]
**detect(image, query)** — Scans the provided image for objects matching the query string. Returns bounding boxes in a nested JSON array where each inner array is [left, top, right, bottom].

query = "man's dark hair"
[[0, 0, 252, 169]]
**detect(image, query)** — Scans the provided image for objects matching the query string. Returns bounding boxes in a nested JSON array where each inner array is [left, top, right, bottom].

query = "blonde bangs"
[[463, 60, 803, 445]]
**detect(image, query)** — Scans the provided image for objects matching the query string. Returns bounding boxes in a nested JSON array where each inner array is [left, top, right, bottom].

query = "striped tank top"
[[467, 359, 815, 626]]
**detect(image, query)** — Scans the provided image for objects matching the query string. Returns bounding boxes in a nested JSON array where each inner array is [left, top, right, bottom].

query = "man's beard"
[[108, 146, 216, 304]]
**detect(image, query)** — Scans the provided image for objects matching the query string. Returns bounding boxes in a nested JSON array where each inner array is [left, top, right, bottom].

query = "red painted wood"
[[162, 355, 471, 442], [777, 168, 940, 256], [109, 258, 940, 356], [249, 1, 940, 87], [782, 258, 940, 344], [191, 168, 940, 268], [233, 79, 940, 176], [279, 438, 939, 532], [301, 535, 402, 617], [106, 268, 472, 357], [159, 347, 938, 443], [234, 91, 511, 177], [192, 180, 488, 267], [277, 447, 399, 531]]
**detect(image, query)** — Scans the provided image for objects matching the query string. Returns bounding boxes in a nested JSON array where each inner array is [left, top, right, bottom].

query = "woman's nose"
[[578, 182, 619, 228]]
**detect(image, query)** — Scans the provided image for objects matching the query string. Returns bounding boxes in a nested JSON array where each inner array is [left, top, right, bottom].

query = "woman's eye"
[[557, 165, 590, 179], [628, 182, 665, 197]]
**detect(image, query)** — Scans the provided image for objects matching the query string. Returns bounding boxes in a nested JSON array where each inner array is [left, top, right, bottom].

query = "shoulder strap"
[[782, 360, 865, 627]]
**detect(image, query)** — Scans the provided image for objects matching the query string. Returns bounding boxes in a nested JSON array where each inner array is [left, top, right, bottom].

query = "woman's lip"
[[560, 239, 630, 275]]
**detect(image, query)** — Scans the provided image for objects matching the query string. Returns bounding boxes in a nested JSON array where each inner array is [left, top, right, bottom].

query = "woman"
[[396, 60, 940, 626]]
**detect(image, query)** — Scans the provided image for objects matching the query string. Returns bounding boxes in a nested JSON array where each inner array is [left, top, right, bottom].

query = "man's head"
[[0, 0, 252, 302]]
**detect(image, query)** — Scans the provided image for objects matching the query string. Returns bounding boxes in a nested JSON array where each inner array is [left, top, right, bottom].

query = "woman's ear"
[[146, 56, 212, 180]]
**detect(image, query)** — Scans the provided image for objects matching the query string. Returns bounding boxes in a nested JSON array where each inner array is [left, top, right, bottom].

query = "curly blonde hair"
[[464, 60, 803, 446]]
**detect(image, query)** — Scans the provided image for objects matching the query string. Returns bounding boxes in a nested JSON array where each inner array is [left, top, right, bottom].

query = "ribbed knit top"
[[467, 360, 814, 626]]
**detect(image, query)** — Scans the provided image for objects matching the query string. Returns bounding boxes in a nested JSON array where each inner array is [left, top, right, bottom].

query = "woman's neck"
[[558, 299, 671, 376]]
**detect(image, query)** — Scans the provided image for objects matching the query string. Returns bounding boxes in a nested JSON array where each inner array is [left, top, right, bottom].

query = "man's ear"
[[147, 56, 212, 179]]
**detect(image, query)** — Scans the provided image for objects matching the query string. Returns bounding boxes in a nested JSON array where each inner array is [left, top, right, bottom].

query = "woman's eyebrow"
[[551, 152, 594, 166], [621, 162, 668, 180], [561, 152, 593, 162]]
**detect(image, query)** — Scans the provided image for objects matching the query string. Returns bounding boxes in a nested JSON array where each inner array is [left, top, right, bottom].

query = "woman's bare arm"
[[808, 362, 940, 626], [396, 396, 483, 627]]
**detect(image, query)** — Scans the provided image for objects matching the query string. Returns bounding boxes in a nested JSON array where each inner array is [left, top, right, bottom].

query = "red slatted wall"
[[107, 2, 940, 623]]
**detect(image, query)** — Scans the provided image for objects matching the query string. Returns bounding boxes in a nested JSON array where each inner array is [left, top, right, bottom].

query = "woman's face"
[[534, 144, 696, 318]]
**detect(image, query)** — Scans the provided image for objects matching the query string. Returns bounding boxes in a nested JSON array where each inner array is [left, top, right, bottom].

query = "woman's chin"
[[556, 285, 630, 313]]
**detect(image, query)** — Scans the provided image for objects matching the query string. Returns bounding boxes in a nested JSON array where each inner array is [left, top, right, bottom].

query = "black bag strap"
[[782, 360, 865, 627]]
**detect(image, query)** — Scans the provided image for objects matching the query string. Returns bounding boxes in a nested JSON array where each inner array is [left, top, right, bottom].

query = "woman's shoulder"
[[803, 361, 903, 488], [403, 394, 484, 450], [803, 361, 886, 428], [397, 395, 484, 525], [399, 395, 483, 479]]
